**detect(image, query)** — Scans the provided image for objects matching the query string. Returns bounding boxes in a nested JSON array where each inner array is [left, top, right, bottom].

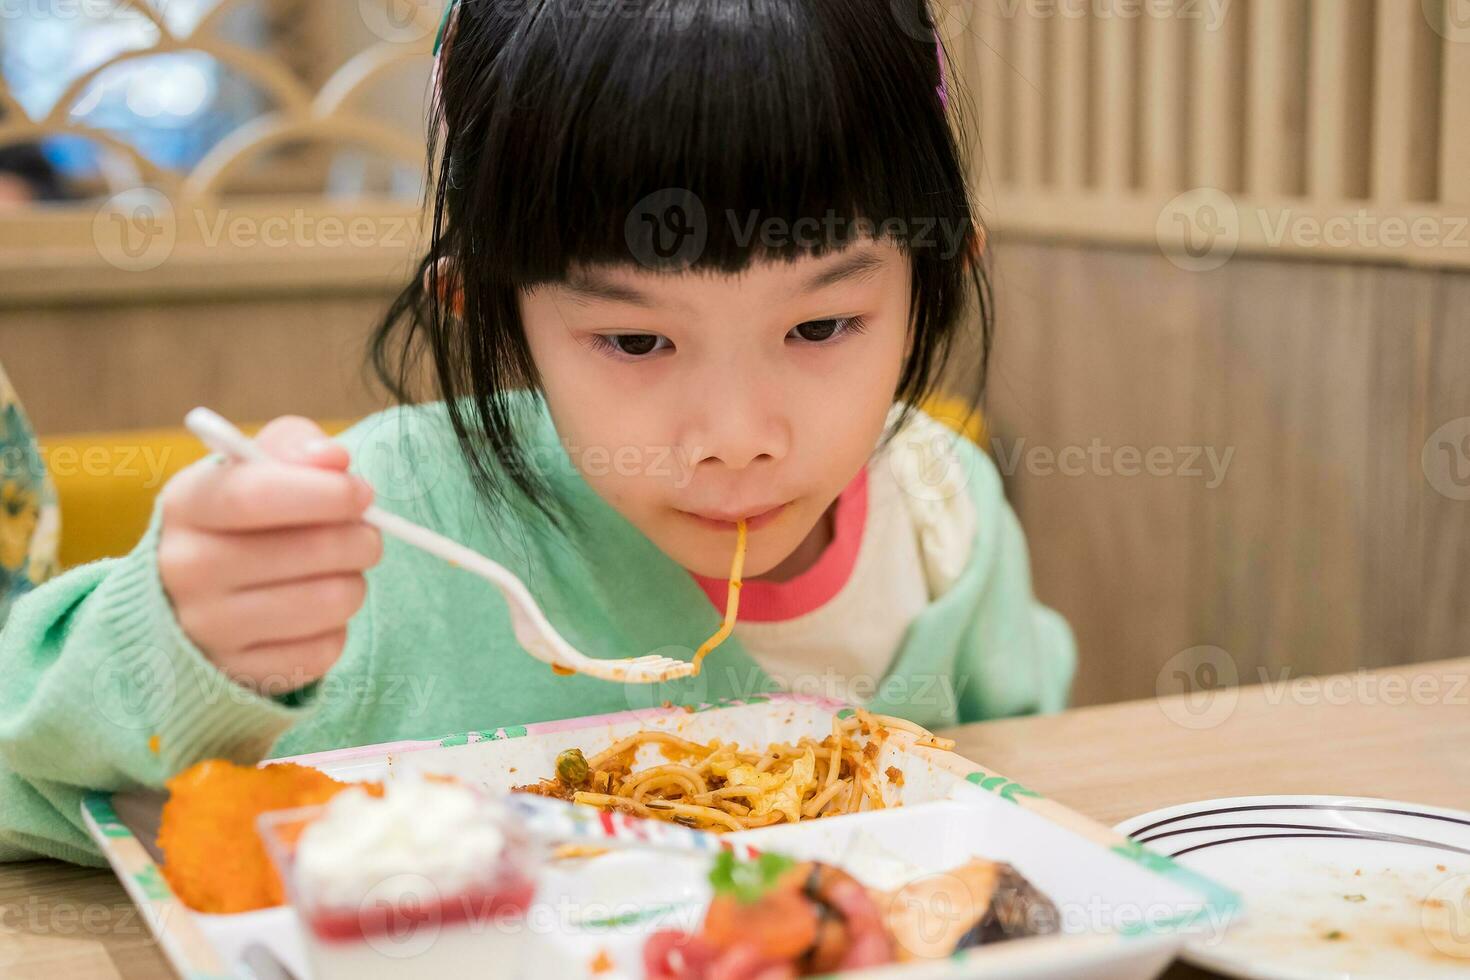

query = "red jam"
[[307, 873, 536, 943]]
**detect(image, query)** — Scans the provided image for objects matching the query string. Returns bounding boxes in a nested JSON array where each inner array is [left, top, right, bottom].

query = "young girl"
[[0, 0, 1073, 866]]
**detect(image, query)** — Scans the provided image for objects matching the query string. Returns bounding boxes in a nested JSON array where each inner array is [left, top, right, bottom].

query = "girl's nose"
[[683, 377, 790, 472], [699, 438, 777, 472]]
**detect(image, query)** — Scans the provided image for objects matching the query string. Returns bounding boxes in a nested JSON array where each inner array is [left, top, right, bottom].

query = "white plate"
[[1115, 795, 1470, 980], [83, 695, 1236, 980]]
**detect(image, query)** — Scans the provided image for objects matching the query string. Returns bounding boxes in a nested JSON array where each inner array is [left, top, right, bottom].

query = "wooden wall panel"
[[0, 294, 395, 435], [1093, 13, 1138, 191], [987, 238, 1470, 708], [1442, 32, 1470, 203], [1420, 271, 1470, 656], [1189, 3, 1247, 191], [1052, 10, 1091, 190], [1360, 265, 1436, 669], [1307, 0, 1376, 199], [1372, 0, 1443, 202], [953, 2, 1467, 269], [972, 0, 1013, 191], [1011, 10, 1049, 189], [987, 244, 1216, 707], [1202, 261, 1376, 679], [1247, 0, 1310, 197]]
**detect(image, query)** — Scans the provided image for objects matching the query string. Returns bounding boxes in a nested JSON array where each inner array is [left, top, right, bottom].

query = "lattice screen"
[[0, 0, 439, 204]]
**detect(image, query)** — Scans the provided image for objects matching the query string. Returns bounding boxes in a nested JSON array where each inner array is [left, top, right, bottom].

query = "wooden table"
[[3, 658, 1466, 979]]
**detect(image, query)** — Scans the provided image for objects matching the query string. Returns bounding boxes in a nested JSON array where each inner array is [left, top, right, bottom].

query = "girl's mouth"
[[678, 502, 789, 532]]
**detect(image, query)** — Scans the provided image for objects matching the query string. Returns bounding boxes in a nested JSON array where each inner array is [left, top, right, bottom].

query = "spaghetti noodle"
[[513, 709, 954, 833], [690, 518, 747, 675]]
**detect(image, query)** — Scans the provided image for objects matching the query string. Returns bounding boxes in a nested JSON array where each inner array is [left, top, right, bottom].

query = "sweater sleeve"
[[0, 471, 322, 866], [886, 409, 1076, 725], [948, 443, 1077, 723]]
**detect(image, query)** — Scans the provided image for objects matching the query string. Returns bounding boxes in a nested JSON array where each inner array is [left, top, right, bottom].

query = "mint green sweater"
[[0, 397, 1073, 866]]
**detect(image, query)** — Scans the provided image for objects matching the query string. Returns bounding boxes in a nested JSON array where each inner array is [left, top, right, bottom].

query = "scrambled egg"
[[714, 746, 819, 823]]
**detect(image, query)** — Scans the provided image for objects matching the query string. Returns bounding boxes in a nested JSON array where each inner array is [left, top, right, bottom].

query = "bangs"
[[435, 0, 975, 280]]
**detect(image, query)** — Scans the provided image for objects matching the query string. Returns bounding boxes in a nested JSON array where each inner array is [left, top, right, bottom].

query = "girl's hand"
[[157, 417, 382, 695]]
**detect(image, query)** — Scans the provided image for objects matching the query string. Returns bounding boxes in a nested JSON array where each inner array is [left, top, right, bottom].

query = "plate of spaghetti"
[[512, 708, 956, 833]]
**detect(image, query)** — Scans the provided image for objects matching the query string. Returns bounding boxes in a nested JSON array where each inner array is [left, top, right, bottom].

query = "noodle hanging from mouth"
[[690, 518, 747, 675], [546, 519, 745, 680]]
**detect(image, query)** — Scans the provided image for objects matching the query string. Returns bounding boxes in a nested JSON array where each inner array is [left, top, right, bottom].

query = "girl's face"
[[520, 239, 911, 579]]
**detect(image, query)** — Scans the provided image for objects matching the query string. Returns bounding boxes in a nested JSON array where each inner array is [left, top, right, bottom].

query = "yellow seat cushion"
[[920, 394, 987, 446]]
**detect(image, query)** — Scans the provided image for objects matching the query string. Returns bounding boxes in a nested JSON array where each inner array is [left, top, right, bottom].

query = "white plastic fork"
[[184, 407, 697, 684]]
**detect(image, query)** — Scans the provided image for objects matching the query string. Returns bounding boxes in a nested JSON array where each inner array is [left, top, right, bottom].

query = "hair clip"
[[433, 0, 461, 58]]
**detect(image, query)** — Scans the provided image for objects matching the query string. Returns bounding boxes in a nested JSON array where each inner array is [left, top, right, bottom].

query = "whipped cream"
[[295, 778, 509, 911]]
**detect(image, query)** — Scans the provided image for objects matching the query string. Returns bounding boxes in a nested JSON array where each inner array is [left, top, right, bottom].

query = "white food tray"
[[82, 693, 1239, 979]]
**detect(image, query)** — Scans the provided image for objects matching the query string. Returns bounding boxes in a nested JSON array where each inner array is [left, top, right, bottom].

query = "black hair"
[[371, 0, 992, 524]]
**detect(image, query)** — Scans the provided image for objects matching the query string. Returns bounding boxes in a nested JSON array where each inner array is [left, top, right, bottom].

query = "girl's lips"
[[680, 502, 789, 532]]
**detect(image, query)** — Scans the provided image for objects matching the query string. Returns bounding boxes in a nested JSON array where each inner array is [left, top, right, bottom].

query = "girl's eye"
[[592, 333, 672, 358], [788, 316, 867, 344]]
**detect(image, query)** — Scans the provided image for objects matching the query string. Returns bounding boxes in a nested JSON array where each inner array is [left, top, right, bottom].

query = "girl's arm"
[[950, 482, 1076, 724], [0, 505, 322, 864], [949, 444, 1076, 724], [0, 414, 376, 866], [889, 411, 1076, 726]]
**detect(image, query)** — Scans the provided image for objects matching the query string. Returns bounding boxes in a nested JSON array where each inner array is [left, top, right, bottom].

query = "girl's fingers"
[[161, 524, 382, 595], [158, 415, 374, 676], [214, 628, 350, 696], [178, 573, 368, 651], [163, 456, 374, 531], [254, 415, 351, 471]]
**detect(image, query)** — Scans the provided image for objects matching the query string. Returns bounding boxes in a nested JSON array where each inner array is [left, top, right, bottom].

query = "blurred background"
[[0, 0, 1465, 707]]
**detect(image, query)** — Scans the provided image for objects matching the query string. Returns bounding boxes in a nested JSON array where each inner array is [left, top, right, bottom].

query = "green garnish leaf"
[[709, 851, 796, 904]]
